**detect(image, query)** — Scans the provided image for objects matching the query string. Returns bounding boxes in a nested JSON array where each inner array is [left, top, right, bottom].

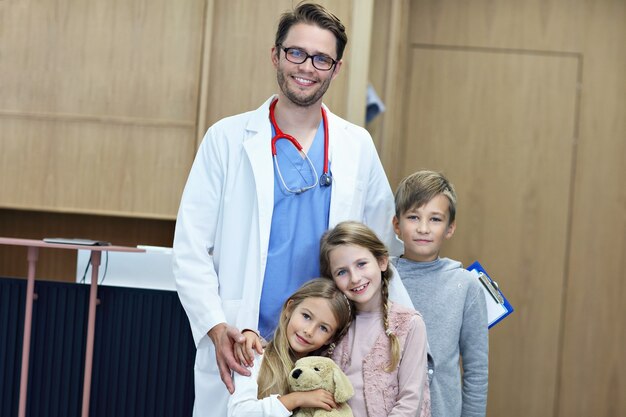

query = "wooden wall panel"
[[344, 0, 374, 126], [365, 0, 393, 150], [409, 0, 584, 51], [0, 119, 194, 218], [367, 0, 410, 168], [0, 0, 206, 218], [557, 1, 626, 416], [401, 47, 579, 417], [0, 0, 205, 120], [370, 1, 626, 416]]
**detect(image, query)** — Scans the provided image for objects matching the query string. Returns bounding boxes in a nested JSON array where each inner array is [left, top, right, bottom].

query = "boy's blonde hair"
[[394, 170, 457, 224], [257, 278, 353, 398], [319, 221, 401, 372]]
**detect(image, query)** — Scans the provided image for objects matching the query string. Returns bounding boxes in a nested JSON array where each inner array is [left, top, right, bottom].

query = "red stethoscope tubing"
[[269, 98, 330, 178]]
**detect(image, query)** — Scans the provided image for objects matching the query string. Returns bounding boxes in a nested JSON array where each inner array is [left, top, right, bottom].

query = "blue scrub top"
[[258, 121, 331, 339]]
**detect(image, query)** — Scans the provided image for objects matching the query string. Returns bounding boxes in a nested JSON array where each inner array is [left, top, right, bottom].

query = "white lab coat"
[[173, 96, 409, 417]]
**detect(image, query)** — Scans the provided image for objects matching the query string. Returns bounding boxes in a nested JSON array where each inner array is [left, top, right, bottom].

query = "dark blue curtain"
[[0, 278, 27, 417], [0, 277, 195, 417]]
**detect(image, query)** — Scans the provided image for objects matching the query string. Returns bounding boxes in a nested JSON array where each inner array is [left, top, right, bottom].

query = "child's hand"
[[298, 389, 338, 410], [233, 329, 264, 367], [280, 389, 338, 411]]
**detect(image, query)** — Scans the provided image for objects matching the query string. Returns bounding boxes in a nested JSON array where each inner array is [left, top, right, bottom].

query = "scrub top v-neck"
[[258, 120, 332, 339]]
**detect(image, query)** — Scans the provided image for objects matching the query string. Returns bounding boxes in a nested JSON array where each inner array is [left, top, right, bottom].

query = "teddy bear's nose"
[[291, 369, 303, 379]]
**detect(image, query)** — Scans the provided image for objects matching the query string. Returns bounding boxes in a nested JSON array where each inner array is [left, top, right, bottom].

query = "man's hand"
[[207, 323, 251, 394]]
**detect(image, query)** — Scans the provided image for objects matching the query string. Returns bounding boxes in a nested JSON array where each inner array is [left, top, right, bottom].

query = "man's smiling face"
[[272, 23, 342, 108]]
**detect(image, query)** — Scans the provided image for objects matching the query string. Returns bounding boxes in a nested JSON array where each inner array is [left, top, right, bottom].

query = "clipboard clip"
[[477, 272, 504, 304]]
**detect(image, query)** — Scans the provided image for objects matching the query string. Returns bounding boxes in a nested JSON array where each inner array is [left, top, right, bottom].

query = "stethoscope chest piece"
[[320, 173, 332, 187]]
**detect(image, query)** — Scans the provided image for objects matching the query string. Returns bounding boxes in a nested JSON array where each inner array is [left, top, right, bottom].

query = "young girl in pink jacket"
[[320, 221, 431, 417]]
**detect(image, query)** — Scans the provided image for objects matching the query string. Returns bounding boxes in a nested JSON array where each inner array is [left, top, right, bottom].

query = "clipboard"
[[43, 237, 111, 246], [467, 261, 513, 328]]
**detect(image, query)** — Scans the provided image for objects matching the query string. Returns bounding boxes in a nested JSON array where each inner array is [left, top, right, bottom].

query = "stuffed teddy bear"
[[288, 356, 354, 417]]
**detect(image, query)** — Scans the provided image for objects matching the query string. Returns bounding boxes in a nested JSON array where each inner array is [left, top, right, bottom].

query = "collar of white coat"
[[242, 95, 361, 227], [244, 95, 352, 163]]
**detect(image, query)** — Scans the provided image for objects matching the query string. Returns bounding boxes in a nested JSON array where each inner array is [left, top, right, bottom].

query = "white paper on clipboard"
[[467, 261, 514, 328]]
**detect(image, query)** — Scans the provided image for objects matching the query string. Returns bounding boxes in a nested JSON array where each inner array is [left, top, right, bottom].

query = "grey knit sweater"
[[392, 256, 489, 417]]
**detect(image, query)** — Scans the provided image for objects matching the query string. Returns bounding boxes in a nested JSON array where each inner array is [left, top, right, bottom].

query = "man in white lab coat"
[[173, 4, 406, 416]]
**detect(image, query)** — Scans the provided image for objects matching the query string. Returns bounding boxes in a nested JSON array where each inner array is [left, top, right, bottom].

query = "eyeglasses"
[[278, 45, 337, 71]]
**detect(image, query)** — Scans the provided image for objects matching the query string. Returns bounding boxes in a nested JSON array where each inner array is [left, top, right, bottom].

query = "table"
[[0, 237, 145, 417]]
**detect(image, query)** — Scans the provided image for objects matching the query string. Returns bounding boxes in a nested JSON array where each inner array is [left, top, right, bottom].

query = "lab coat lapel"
[[243, 97, 275, 256], [327, 109, 360, 227]]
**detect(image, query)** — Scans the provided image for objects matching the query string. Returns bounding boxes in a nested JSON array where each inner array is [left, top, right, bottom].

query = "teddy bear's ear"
[[332, 365, 354, 403]]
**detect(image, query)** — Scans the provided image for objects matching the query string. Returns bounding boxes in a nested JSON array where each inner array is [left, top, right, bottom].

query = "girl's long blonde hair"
[[257, 278, 353, 398], [319, 221, 401, 372]]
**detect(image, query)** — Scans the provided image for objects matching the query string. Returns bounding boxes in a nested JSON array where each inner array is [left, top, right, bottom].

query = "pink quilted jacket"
[[332, 303, 431, 417]]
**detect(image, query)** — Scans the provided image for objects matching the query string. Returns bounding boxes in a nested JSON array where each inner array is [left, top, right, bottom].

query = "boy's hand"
[[234, 329, 264, 367]]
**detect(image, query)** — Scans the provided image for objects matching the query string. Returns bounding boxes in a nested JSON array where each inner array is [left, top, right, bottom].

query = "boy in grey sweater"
[[391, 170, 488, 417]]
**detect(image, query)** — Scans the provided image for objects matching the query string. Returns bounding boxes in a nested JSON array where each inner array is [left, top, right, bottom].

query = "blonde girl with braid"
[[320, 221, 431, 417], [227, 278, 353, 417]]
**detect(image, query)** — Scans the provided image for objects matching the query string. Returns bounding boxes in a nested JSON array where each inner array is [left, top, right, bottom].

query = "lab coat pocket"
[[195, 342, 217, 373], [354, 179, 366, 208], [194, 346, 230, 416], [335, 176, 366, 220], [195, 299, 241, 374]]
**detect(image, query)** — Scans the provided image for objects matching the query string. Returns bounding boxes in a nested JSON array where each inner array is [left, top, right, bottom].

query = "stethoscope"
[[269, 98, 332, 194]]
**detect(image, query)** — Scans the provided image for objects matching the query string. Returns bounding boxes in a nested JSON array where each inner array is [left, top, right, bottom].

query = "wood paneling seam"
[[410, 43, 581, 59], [0, 110, 195, 129], [0, 203, 177, 221], [195, 0, 215, 148], [552, 53, 583, 417]]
